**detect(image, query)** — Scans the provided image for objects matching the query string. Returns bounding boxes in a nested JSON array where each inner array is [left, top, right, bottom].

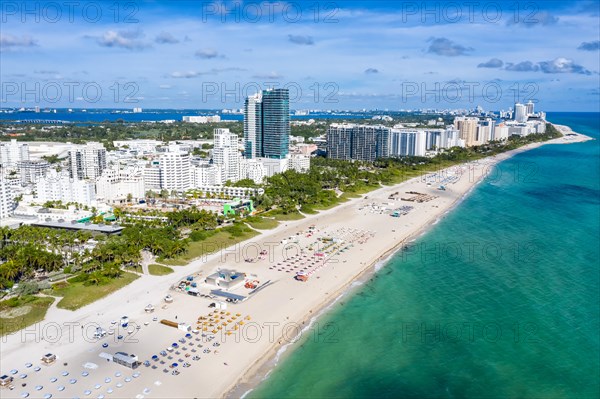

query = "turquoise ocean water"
[[249, 112, 600, 399]]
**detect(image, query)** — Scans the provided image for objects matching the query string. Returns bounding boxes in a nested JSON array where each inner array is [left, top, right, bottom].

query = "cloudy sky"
[[1, 0, 599, 111]]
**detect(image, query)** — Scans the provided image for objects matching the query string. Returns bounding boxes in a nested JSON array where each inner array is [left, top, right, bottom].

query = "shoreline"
[[222, 123, 594, 398], [0, 124, 592, 399]]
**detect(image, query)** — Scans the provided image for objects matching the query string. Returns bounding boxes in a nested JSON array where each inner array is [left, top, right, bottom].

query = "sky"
[[1, 0, 599, 111]]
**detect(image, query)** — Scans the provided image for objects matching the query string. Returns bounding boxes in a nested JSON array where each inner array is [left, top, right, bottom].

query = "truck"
[[94, 327, 107, 338]]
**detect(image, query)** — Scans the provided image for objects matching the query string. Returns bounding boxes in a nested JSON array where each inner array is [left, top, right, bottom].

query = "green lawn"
[[245, 216, 279, 230], [51, 272, 139, 310], [162, 228, 259, 266], [299, 205, 319, 214], [0, 296, 55, 336], [148, 264, 174, 276], [263, 211, 305, 221]]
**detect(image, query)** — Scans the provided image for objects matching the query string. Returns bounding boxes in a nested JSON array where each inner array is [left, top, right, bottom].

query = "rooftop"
[[30, 220, 124, 234]]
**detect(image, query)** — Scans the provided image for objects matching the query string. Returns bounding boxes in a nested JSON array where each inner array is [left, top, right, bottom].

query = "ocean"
[[0, 109, 381, 124], [247, 112, 600, 399]]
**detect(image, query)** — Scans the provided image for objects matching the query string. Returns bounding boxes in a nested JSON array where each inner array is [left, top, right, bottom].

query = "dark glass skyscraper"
[[244, 89, 290, 159]]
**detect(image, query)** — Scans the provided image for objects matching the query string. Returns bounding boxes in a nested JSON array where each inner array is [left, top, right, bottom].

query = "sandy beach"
[[0, 126, 592, 399]]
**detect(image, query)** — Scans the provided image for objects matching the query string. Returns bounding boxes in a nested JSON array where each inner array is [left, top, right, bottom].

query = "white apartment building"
[[143, 149, 192, 193], [0, 139, 29, 170], [18, 160, 50, 186], [143, 162, 162, 191], [35, 171, 96, 207], [212, 128, 241, 183], [257, 157, 289, 178], [68, 142, 107, 180], [13, 205, 93, 223], [288, 154, 311, 172], [244, 92, 262, 159], [389, 129, 427, 157], [194, 185, 264, 199], [514, 103, 528, 123], [0, 179, 14, 219], [96, 167, 145, 204], [425, 127, 463, 150], [493, 124, 510, 141], [159, 151, 191, 192], [192, 163, 224, 187], [239, 159, 266, 183]]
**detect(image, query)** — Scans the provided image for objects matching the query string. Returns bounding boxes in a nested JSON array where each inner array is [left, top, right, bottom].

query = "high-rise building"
[[390, 129, 427, 157], [244, 92, 262, 159], [212, 128, 241, 183], [18, 160, 50, 186], [476, 118, 496, 144], [68, 142, 107, 180], [351, 125, 390, 161], [514, 103, 528, 123], [244, 89, 290, 160], [326, 124, 389, 161], [454, 117, 479, 147], [0, 178, 14, 219], [425, 128, 462, 150], [261, 89, 290, 159], [525, 100, 535, 116], [95, 167, 145, 204], [326, 124, 353, 160], [157, 151, 191, 192], [35, 171, 96, 206], [0, 139, 29, 169]]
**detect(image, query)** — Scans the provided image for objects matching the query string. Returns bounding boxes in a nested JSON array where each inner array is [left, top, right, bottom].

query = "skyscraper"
[[213, 128, 241, 182], [244, 92, 262, 159], [525, 100, 535, 116], [244, 89, 290, 160], [326, 124, 390, 161], [454, 117, 479, 147], [514, 103, 528, 123], [0, 178, 14, 219]]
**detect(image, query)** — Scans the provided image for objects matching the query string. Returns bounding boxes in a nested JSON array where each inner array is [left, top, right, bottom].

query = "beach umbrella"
[[69, 379, 77, 384], [104, 377, 111, 383], [171, 363, 178, 368], [84, 389, 91, 395], [172, 343, 178, 347], [152, 355, 159, 360], [57, 386, 65, 391]]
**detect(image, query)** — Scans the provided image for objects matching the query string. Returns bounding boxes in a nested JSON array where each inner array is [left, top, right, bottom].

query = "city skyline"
[[1, 1, 599, 111]]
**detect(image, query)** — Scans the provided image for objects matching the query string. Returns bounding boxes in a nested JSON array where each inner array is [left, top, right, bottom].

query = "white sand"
[[0, 126, 592, 399]]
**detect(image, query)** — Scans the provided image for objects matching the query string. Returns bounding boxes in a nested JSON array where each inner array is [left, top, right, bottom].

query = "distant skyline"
[[1, 0, 599, 111]]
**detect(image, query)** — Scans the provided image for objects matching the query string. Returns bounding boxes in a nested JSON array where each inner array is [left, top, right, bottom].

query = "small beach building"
[[223, 198, 254, 216], [205, 269, 245, 290]]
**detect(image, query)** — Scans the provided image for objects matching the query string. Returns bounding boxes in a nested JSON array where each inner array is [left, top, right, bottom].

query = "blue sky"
[[1, 0, 599, 111]]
